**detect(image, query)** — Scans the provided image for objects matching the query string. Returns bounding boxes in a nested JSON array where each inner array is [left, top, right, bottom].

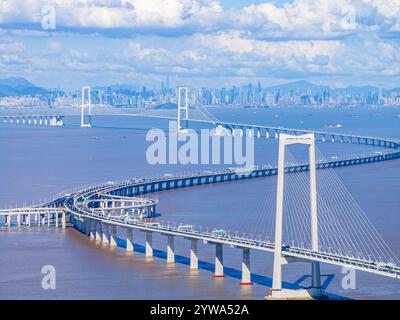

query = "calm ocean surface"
[[0, 106, 399, 299]]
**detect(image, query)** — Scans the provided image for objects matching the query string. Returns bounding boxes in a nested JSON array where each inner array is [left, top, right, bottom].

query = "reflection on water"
[[0, 107, 399, 299]]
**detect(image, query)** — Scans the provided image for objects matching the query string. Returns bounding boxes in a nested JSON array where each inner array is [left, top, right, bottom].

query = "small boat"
[[323, 123, 342, 129], [212, 125, 231, 136]]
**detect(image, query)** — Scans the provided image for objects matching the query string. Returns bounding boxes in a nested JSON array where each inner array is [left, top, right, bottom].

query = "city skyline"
[[1, 76, 400, 108], [0, 0, 399, 90]]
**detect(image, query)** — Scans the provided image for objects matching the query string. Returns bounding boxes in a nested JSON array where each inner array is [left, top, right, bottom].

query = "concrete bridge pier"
[[47, 212, 51, 228], [312, 261, 322, 289], [190, 239, 198, 270], [7, 213, 11, 228], [167, 235, 175, 263], [38, 214, 41, 227], [126, 228, 134, 252], [55, 213, 58, 228], [95, 222, 103, 241], [145, 231, 153, 257], [61, 212, 66, 229], [102, 223, 110, 245], [214, 243, 224, 278], [85, 220, 91, 236], [110, 225, 117, 247], [89, 220, 96, 238], [27, 212, 31, 227], [17, 213, 21, 227], [240, 248, 252, 285]]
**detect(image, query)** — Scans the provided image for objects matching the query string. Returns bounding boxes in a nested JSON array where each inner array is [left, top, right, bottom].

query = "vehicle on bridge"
[[212, 229, 227, 236]]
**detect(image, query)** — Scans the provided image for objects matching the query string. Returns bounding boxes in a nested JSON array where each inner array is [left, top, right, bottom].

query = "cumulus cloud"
[[0, 0, 399, 87], [0, 0, 224, 33], [0, 0, 399, 39]]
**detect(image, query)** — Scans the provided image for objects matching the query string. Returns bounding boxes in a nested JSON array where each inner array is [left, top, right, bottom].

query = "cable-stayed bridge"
[[1, 132, 399, 298], [1, 87, 400, 299]]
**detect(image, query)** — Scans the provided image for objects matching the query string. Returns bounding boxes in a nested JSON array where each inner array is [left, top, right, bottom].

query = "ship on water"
[[323, 123, 343, 129]]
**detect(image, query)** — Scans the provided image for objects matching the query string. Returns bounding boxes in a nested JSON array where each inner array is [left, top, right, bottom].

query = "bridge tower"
[[269, 133, 322, 299], [177, 86, 189, 133], [81, 86, 92, 128]]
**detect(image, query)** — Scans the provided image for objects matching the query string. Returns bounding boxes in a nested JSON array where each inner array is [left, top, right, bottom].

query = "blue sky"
[[0, 0, 399, 90]]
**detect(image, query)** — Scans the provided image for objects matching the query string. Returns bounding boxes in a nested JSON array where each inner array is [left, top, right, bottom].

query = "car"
[[212, 229, 226, 236], [178, 225, 193, 232]]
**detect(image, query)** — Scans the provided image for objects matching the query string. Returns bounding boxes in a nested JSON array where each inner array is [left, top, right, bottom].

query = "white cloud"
[[0, 0, 224, 31], [0, 1, 399, 87], [0, 0, 399, 39]]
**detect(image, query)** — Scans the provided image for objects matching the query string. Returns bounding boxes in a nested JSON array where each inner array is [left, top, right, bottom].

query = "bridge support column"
[[55, 213, 59, 228], [89, 220, 96, 238], [167, 235, 175, 264], [85, 220, 90, 236], [17, 213, 21, 227], [312, 261, 321, 289], [7, 212, 11, 228], [145, 231, 153, 258], [61, 212, 66, 229], [190, 239, 198, 270], [102, 223, 110, 245], [47, 212, 51, 228], [214, 243, 224, 278], [126, 228, 134, 252], [110, 225, 117, 247], [95, 222, 102, 241], [38, 214, 41, 227], [240, 248, 252, 285]]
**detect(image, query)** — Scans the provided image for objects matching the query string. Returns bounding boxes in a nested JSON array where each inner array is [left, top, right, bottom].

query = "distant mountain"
[[263, 80, 394, 98], [333, 85, 379, 96], [0, 77, 48, 97], [388, 87, 400, 95], [265, 80, 329, 95], [0, 77, 34, 88], [94, 84, 138, 92]]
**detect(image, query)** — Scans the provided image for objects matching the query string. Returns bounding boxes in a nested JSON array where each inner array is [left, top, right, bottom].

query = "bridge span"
[[0, 134, 390, 298], [0, 115, 64, 126]]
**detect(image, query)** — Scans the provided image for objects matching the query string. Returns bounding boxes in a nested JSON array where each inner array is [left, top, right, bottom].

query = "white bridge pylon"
[[269, 133, 322, 300], [81, 86, 92, 128], [177, 86, 189, 133]]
